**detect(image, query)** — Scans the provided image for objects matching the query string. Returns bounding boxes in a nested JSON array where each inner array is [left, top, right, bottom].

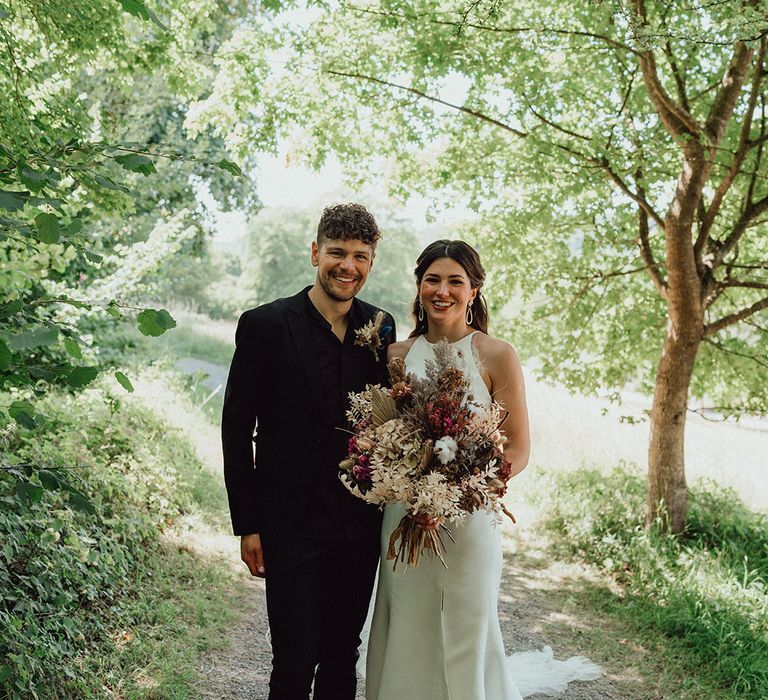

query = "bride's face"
[[419, 257, 477, 325]]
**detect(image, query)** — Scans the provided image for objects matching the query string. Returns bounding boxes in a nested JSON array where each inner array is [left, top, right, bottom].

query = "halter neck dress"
[[365, 332, 523, 700]]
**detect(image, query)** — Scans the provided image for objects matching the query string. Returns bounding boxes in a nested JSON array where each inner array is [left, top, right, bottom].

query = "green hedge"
[[0, 385, 227, 699], [534, 464, 768, 699]]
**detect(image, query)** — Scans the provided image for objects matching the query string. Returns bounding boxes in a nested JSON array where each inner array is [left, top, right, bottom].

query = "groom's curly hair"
[[317, 203, 381, 247]]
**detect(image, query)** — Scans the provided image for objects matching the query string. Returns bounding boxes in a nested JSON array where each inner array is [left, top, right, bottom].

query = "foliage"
[[150, 245, 248, 319], [0, 0, 255, 445], [185, 0, 768, 529], [0, 381, 232, 699], [533, 464, 768, 698], [186, 0, 768, 413]]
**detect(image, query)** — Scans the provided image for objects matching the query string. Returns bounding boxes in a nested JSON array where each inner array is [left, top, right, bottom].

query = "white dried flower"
[[434, 435, 458, 464]]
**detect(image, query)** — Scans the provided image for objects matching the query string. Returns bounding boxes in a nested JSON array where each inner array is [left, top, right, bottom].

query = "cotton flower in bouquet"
[[339, 341, 514, 570]]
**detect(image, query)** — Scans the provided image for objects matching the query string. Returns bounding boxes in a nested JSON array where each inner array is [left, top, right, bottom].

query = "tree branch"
[[713, 193, 768, 269], [525, 102, 591, 141], [637, 192, 668, 298], [574, 262, 656, 282], [596, 158, 665, 229], [630, 0, 701, 137], [703, 337, 768, 370], [724, 260, 768, 270], [704, 41, 757, 143], [343, 5, 638, 54], [705, 294, 768, 336], [720, 280, 768, 290], [324, 69, 528, 138], [747, 94, 766, 205], [663, 39, 690, 113], [698, 38, 765, 263], [327, 66, 666, 231]]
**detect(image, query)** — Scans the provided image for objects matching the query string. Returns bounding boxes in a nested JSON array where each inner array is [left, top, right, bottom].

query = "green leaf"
[[67, 218, 83, 235], [85, 249, 103, 263], [0, 338, 11, 371], [0, 190, 29, 212], [105, 301, 123, 318], [66, 366, 99, 388], [0, 666, 11, 683], [9, 400, 35, 429], [34, 212, 60, 244], [16, 479, 44, 504], [137, 308, 176, 336], [68, 491, 96, 514], [118, 0, 149, 20], [217, 158, 242, 176], [63, 337, 82, 359], [6, 325, 59, 351], [0, 5, 11, 20], [0, 299, 22, 318], [114, 371, 134, 393], [114, 153, 156, 176], [28, 195, 63, 210], [116, 0, 166, 28], [18, 164, 54, 193], [38, 469, 61, 490], [93, 174, 130, 192]]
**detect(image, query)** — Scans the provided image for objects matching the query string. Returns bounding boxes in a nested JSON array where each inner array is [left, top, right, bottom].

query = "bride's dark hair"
[[409, 239, 489, 337]]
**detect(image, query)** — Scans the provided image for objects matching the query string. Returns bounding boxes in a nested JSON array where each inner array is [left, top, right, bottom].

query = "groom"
[[222, 203, 396, 700]]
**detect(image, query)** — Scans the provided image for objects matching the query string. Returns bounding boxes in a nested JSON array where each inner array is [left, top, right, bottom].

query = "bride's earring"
[[466, 301, 474, 325], [418, 299, 424, 322]]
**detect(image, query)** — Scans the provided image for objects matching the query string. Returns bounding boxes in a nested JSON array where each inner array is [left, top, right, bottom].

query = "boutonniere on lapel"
[[354, 310, 386, 358]]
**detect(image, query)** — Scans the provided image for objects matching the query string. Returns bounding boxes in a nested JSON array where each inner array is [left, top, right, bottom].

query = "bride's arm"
[[483, 338, 530, 479]]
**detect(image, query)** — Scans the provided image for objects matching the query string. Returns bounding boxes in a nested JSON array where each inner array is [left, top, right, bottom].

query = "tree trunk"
[[646, 319, 701, 533]]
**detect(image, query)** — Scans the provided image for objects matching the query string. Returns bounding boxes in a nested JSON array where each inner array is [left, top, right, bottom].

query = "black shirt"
[[301, 290, 371, 539]]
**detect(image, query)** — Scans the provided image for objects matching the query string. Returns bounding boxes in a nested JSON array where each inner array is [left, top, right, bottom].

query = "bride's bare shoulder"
[[474, 332, 520, 365], [387, 337, 418, 361]]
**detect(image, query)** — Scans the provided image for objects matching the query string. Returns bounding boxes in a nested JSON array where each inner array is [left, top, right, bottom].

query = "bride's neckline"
[[420, 330, 478, 346]]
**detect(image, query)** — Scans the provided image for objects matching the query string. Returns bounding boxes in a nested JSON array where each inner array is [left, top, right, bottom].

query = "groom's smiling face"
[[312, 237, 375, 302]]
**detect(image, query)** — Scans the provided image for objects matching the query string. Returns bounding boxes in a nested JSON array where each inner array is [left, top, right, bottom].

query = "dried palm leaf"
[[371, 387, 397, 426]]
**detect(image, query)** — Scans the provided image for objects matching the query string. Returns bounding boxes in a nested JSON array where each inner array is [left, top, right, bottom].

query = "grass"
[[82, 545, 234, 700], [531, 464, 768, 699], [105, 314, 233, 424], [0, 380, 236, 699], [155, 324, 234, 367]]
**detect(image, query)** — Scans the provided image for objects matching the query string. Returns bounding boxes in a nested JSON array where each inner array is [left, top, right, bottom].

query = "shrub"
[[0, 385, 205, 699], [533, 464, 768, 699]]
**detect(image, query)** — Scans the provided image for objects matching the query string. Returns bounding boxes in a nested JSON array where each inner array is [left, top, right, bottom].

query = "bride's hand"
[[409, 511, 441, 530]]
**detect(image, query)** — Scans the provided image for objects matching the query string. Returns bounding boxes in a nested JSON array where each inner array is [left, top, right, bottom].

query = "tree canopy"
[[0, 0, 253, 430], [189, 0, 768, 530]]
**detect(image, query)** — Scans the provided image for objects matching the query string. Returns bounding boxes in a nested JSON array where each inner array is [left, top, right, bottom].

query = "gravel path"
[[194, 547, 628, 700]]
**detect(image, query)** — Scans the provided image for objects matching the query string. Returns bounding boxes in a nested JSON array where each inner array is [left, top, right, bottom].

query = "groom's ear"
[[311, 240, 319, 267]]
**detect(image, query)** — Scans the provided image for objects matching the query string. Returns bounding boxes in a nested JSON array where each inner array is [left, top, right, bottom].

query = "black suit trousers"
[[261, 532, 380, 700]]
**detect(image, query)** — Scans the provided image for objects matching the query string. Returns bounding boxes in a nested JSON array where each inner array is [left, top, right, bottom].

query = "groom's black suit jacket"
[[222, 287, 395, 541]]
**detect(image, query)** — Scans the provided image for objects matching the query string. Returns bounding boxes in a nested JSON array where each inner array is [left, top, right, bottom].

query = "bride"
[[364, 240, 602, 699]]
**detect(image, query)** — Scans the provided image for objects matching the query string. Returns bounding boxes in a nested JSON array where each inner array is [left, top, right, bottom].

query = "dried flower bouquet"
[[339, 341, 514, 570]]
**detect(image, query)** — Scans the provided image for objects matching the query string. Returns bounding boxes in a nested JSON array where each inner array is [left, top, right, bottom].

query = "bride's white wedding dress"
[[363, 332, 602, 699]]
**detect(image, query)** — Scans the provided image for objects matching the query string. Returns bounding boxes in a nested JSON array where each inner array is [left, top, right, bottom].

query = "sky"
[[209, 146, 474, 248]]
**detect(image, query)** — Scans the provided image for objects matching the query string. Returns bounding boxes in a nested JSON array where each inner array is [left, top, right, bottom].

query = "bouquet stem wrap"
[[386, 516, 455, 571]]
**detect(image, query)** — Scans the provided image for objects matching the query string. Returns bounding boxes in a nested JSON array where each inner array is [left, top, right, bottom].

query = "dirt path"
[[132, 364, 640, 699]]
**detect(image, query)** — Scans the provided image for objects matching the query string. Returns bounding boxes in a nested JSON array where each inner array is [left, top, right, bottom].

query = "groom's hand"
[[241, 533, 265, 577]]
